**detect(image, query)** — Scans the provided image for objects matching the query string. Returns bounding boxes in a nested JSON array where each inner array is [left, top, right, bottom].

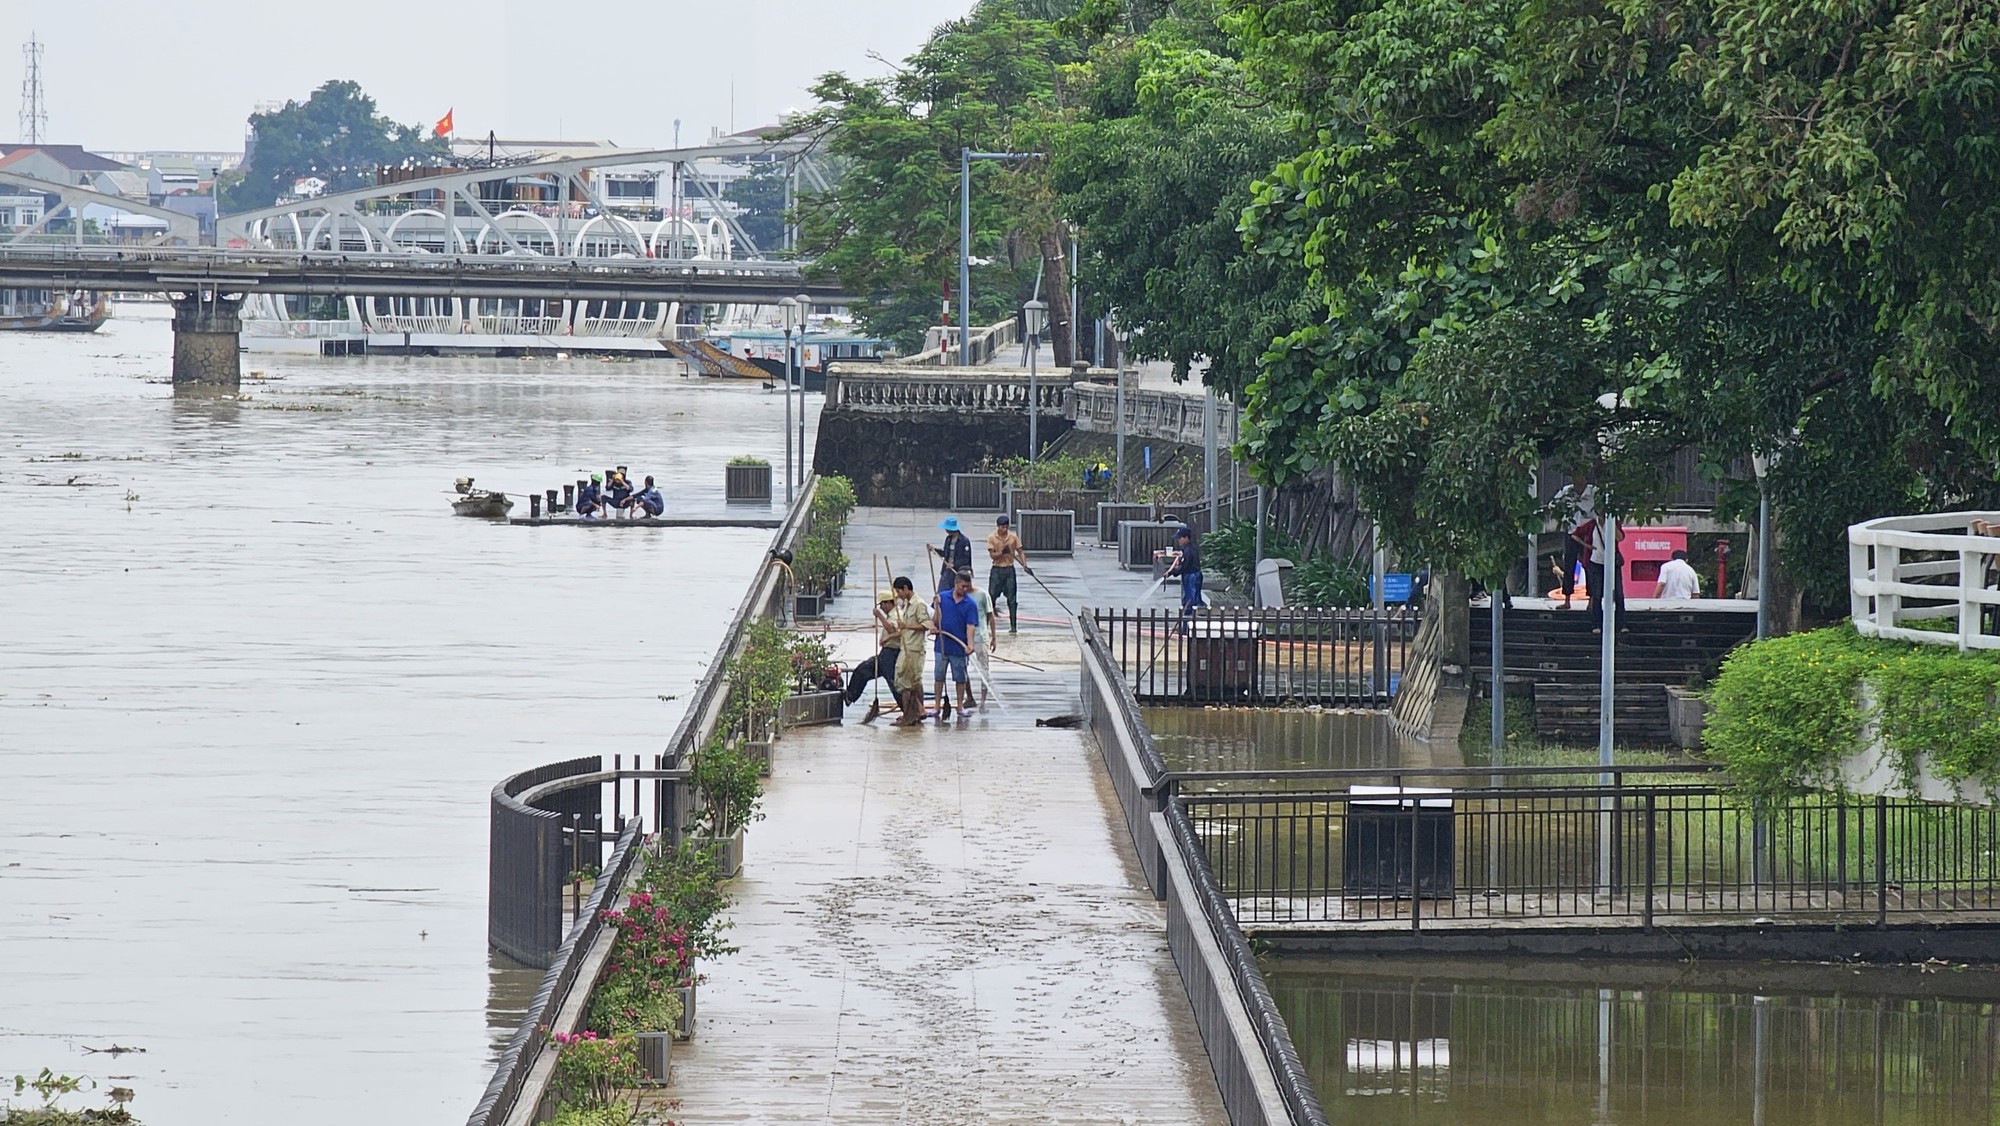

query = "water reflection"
[[1268, 961, 2000, 1125], [1145, 706, 1459, 776]]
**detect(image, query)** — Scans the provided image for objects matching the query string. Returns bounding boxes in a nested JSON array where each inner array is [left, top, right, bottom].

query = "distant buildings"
[[0, 145, 240, 243]]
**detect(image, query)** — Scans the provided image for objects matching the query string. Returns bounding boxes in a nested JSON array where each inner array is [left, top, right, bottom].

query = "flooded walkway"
[[653, 507, 1226, 1124]]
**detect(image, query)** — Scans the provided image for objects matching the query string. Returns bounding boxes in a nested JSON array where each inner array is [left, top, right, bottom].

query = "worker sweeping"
[[985, 514, 1031, 636], [886, 577, 932, 725]]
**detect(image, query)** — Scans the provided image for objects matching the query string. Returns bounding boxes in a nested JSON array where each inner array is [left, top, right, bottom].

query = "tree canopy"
[[798, 0, 2000, 611], [222, 80, 447, 212]]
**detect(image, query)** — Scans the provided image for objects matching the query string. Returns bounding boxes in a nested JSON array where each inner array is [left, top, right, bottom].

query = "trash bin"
[[1188, 619, 1261, 700], [1343, 786, 1454, 897]]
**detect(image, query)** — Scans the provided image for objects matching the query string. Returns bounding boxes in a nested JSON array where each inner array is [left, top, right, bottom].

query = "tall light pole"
[[959, 149, 1042, 366], [1753, 449, 1773, 640], [1594, 391, 1625, 894], [1023, 298, 1047, 463], [779, 297, 798, 504], [1109, 316, 1128, 500], [795, 291, 812, 485]]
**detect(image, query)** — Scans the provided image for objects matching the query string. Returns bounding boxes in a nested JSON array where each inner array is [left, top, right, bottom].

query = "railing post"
[[1409, 795, 1422, 934], [1643, 792, 1656, 932], [1875, 796, 1889, 926]]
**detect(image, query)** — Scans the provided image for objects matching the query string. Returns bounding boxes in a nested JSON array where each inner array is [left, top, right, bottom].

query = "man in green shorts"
[[986, 514, 1032, 635]]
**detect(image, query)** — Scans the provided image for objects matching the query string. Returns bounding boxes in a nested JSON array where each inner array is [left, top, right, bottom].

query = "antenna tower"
[[19, 34, 47, 144]]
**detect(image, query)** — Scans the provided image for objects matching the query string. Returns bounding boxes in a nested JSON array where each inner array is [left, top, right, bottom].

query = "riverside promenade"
[[650, 506, 1225, 1124]]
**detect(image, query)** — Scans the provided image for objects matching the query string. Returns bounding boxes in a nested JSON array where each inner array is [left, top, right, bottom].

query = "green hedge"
[[1706, 625, 2000, 806]]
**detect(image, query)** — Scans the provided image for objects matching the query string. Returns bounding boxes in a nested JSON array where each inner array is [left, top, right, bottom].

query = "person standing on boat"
[[629, 476, 664, 518], [577, 474, 605, 519], [929, 517, 973, 594], [986, 514, 1031, 637]]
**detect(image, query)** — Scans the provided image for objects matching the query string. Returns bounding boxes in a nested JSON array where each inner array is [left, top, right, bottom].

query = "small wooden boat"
[[451, 477, 514, 518]]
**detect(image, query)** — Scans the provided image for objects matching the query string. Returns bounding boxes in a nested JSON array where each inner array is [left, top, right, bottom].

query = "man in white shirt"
[[1657, 549, 1701, 600]]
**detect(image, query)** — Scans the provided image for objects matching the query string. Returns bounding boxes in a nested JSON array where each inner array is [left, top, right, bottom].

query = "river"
[[0, 305, 813, 1124]]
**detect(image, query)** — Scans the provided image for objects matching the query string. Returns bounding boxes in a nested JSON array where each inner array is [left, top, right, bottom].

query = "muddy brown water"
[[0, 305, 814, 1124], [1268, 958, 2000, 1124]]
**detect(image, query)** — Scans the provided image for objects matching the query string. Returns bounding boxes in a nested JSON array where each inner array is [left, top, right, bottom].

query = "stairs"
[[1469, 604, 1753, 742]]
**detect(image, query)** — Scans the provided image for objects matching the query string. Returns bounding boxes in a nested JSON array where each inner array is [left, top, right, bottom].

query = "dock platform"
[[504, 515, 782, 529]]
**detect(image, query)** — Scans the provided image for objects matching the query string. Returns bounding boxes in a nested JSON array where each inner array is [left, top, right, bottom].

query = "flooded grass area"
[[0, 307, 814, 1125], [1144, 705, 1457, 780], [1267, 958, 2000, 1125]]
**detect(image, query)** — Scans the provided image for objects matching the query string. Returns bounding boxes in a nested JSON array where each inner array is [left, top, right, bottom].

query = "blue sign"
[[1373, 572, 1415, 603]]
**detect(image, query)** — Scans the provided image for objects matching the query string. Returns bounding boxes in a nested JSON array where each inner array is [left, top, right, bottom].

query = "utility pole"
[[958, 149, 1041, 366]]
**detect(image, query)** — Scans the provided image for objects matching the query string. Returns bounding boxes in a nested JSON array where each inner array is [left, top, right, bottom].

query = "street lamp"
[[959, 148, 1042, 366], [1751, 446, 1781, 640], [1593, 391, 1627, 894], [795, 292, 811, 486], [778, 297, 799, 504], [1023, 298, 1048, 463], [1109, 314, 1128, 500]]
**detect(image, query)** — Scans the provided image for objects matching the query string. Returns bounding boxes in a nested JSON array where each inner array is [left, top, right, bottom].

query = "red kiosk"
[[1621, 525, 1689, 597]]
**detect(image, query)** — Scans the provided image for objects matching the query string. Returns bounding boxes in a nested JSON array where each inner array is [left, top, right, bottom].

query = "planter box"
[[725, 463, 772, 503], [780, 689, 845, 728], [688, 827, 745, 880], [950, 472, 1005, 511], [1098, 501, 1157, 544], [795, 591, 825, 619], [745, 740, 772, 778], [1016, 509, 1075, 556], [1664, 686, 1707, 750], [638, 1030, 672, 1085], [674, 981, 697, 1041], [1119, 520, 1178, 571]]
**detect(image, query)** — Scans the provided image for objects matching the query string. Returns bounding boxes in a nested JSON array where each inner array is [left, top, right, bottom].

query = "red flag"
[[434, 109, 454, 138]]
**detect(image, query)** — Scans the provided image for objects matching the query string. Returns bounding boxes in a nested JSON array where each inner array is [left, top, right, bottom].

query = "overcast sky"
[[0, 0, 973, 153]]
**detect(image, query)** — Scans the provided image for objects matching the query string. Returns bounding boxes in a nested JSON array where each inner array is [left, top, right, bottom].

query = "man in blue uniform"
[[628, 475, 664, 518], [929, 516, 973, 593], [1166, 526, 1203, 630], [576, 473, 605, 519]]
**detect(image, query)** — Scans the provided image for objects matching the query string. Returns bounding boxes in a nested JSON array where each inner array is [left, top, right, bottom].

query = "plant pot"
[[1664, 686, 1707, 750], [725, 463, 772, 503], [689, 827, 745, 880], [745, 740, 772, 778], [795, 591, 825, 619], [638, 1029, 673, 1084], [674, 981, 697, 1041], [779, 689, 845, 728]]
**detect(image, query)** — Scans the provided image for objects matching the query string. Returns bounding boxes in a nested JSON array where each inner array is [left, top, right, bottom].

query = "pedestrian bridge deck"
[[646, 506, 1226, 1124]]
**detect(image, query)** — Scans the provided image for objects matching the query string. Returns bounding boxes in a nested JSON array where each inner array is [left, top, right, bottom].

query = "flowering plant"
[[547, 1030, 640, 1111]]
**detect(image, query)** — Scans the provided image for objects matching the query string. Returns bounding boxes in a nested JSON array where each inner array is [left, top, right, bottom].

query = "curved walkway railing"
[[1850, 511, 2000, 650], [1075, 613, 1330, 1126], [470, 477, 821, 1126]]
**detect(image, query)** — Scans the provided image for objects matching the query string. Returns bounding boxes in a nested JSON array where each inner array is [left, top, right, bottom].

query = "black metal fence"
[[1093, 607, 1417, 705], [1183, 772, 2000, 929]]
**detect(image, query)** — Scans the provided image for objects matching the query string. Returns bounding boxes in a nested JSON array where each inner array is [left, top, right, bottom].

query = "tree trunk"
[[1039, 228, 1075, 369]]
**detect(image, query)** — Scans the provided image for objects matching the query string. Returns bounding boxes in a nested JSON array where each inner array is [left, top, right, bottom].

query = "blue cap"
[[941, 517, 960, 531]]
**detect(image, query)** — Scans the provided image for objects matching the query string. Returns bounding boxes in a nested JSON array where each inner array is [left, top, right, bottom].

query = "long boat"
[[0, 288, 109, 332]]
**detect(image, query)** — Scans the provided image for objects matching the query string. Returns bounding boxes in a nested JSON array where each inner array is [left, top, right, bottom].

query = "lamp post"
[[778, 297, 798, 504], [1752, 449, 1773, 640], [795, 292, 811, 486], [1593, 391, 1627, 894], [959, 149, 1042, 366], [1109, 316, 1128, 500], [1023, 298, 1047, 463]]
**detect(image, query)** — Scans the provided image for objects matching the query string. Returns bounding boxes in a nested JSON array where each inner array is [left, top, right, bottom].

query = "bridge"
[[0, 136, 842, 388]]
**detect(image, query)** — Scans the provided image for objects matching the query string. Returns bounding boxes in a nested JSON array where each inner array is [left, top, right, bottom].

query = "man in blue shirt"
[[1166, 526, 1204, 630], [576, 474, 605, 519], [932, 569, 980, 718], [627, 475, 665, 518]]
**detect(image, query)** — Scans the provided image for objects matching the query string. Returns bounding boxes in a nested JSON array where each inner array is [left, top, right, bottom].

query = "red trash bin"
[[1621, 526, 1689, 597]]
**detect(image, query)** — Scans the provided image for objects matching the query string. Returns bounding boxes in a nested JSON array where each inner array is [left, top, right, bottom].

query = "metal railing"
[[1075, 613, 1330, 1126], [471, 477, 821, 1126], [1091, 607, 1417, 705], [823, 367, 1075, 413], [1184, 773, 2000, 930], [895, 317, 1019, 366], [1850, 510, 2000, 650], [1067, 382, 1238, 448]]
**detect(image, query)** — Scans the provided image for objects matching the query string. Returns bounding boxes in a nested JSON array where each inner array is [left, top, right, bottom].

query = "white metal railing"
[[240, 317, 365, 339], [827, 369, 1072, 413], [1850, 511, 2000, 650], [895, 318, 1020, 366], [1066, 382, 1236, 447]]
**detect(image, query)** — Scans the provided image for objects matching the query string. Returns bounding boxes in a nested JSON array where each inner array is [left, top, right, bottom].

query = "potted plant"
[[689, 735, 761, 879], [629, 842, 733, 1043], [725, 455, 772, 503]]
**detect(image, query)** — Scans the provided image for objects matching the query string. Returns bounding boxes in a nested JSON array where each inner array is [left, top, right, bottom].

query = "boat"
[[451, 477, 514, 518], [0, 288, 109, 332]]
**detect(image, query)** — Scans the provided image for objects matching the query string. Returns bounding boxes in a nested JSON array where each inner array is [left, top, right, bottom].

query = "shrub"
[[1705, 625, 2000, 807], [547, 1031, 641, 1112], [633, 842, 735, 965], [728, 455, 769, 467], [692, 736, 763, 837]]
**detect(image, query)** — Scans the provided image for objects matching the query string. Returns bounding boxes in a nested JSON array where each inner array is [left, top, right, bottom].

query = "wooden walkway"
[[644, 508, 1226, 1125]]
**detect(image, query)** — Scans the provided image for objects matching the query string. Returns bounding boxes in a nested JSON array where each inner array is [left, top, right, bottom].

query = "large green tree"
[[223, 80, 447, 211]]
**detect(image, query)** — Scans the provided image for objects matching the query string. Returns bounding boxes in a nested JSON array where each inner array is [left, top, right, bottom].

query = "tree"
[[724, 164, 789, 257], [223, 80, 447, 211]]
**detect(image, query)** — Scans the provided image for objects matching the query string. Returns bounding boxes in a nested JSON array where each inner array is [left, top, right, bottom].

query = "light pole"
[[1109, 316, 1128, 500], [1593, 391, 1626, 894], [778, 297, 798, 504], [959, 148, 1042, 366], [1752, 449, 1773, 640], [795, 291, 811, 485], [1023, 298, 1047, 463]]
